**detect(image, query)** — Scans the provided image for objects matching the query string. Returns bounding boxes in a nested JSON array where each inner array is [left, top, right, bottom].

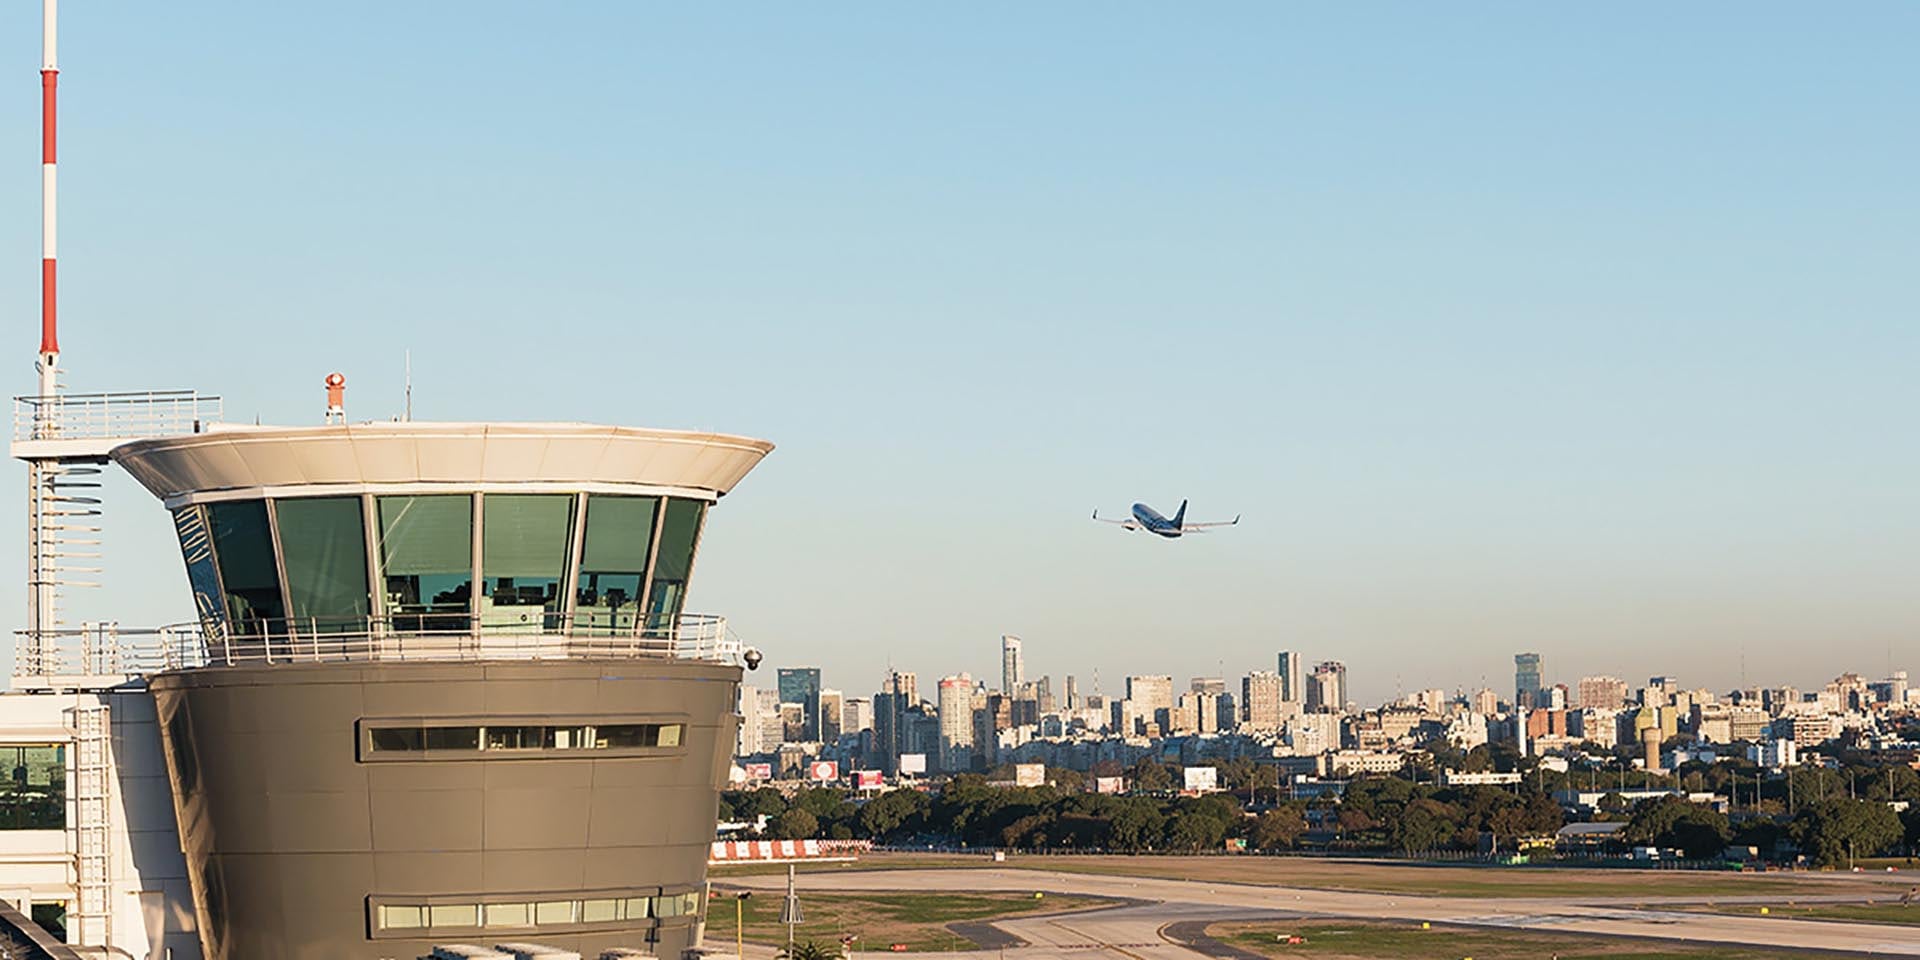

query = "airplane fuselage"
[[1130, 503, 1184, 538]]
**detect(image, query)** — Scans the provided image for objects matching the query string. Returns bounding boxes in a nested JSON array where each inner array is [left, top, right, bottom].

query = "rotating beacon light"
[[324, 372, 346, 424]]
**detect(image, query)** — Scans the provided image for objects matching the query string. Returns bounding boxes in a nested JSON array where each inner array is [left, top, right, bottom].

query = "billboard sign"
[[1013, 763, 1046, 787], [1183, 766, 1218, 792], [744, 762, 774, 781], [809, 760, 839, 782], [898, 753, 928, 775], [855, 770, 884, 789], [1093, 776, 1125, 794]]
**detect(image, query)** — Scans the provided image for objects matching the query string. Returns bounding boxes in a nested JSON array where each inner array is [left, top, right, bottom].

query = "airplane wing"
[[1092, 509, 1139, 530], [1181, 515, 1241, 530]]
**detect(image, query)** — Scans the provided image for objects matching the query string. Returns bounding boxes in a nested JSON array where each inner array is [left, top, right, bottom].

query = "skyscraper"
[[1001, 635, 1024, 694], [777, 667, 823, 741], [1241, 671, 1284, 731], [819, 688, 844, 743], [1306, 661, 1347, 714], [874, 669, 915, 774], [1064, 675, 1079, 710], [1514, 653, 1544, 710], [937, 674, 976, 772], [1278, 650, 1304, 703]]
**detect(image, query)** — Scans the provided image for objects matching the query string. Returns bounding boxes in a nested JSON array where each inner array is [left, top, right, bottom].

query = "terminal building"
[[6, 408, 772, 960]]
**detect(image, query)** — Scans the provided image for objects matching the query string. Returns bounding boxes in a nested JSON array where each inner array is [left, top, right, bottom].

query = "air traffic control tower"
[[16, 414, 772, 960]]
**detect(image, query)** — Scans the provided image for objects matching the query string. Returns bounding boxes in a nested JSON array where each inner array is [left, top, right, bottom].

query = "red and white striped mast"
[[38, 0, 60, 402]]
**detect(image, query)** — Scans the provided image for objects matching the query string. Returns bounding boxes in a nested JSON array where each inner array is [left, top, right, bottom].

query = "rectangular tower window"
[[206, 500, 287, 637], [275, 496, 371, 634], [481, 494, 575, 632], [575, 495, 658, 637], [377, 495, 474, 634], [644, 499, 706, 637], [0, 745, 65, 830]]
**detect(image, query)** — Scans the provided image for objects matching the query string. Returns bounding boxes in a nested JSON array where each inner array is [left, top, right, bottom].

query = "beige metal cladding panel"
[[478, 434, 555, 482], [369, 787, 484, 852], [482, 786, 593, 849]]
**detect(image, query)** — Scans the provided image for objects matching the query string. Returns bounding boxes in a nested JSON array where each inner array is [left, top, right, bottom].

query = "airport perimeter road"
[[725, 867, 1920, 957]]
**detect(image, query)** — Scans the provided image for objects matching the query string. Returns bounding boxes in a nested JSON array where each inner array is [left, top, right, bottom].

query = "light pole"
[[734, 891, 753, 960]]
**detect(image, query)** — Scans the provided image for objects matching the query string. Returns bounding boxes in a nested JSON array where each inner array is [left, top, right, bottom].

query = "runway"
[[723, 867, 1920, 957]]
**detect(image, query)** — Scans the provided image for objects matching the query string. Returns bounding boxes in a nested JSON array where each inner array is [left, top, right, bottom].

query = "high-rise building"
[[1126, 675, 1174, 732], [737, 684, 765, 755], [1514, 653, 1544, 709], [1578, 675, 1627, 710], [842, 697, 874, 735], [777, 667, 823, 741], [1001, 635, 1024, 694], [1306, 661, 1347, 714], [1190, 677, 1226, 697], [1277, 651, 1304, 703], [819, 688, 844, 743], [937, 674, 976, 772], [1242, 671, 1284, 731], [1471, 687, 1499, 716], [1064, 674, 1079, 711], [873, 670, 916, 774]]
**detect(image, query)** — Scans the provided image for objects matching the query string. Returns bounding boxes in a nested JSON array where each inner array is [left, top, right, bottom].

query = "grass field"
[[703, 889, 1098, 952], [1206, 920, 1874, 960], [1693, 902, 1920, 926], [837, 852, 1893, 899]]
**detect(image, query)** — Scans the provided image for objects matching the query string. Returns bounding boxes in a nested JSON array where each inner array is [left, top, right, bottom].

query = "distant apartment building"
[[1236, 671, 1279, 732], [843, 696, 874, 735], [1064, 674, 1079, 710], [937, 673, 976, 772], [1190, 676, 1227, 697], [1471, 687, 1499, 716], [1578, 675, 1628, 710], [1306, 661, 1347, 714], [1127, 675, 1174, 731]]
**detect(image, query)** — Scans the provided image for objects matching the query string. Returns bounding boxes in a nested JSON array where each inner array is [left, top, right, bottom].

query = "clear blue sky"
[[2, 3, 1915, 704]]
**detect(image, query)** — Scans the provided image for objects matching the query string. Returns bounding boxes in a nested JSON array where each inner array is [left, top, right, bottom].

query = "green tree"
[[1624, 796, 1731, 859], [1793, 798, 1903, 868], [771, 808, 819, 840], [1392, 798, 1461, 854], [1164, 808, 1229, 850], [857, 787, 929, 840], [1251, 806, 1307, 850], [1127, 759, 1175, 792]]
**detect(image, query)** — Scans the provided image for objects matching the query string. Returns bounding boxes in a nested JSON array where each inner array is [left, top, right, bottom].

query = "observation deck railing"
[[12, 612, 745, 681], [13, 390, 223, 444]]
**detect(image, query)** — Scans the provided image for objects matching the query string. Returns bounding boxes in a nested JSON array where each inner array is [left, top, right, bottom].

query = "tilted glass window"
[[0, 745, 65, 830], [645, 499, 706, 634], [371, 888, 696, 938], [206, 500, 286, 637], [171, 505, 224, 634], [275, 496, 371, 634], [480, 494, 574, 632], [363, 721, 685, 760], [377, 495, 473, 633], [575, 495, 657, 637]]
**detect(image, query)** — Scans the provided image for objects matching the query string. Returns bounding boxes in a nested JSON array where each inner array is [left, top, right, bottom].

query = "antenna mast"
[[39, 0, 59, 401]]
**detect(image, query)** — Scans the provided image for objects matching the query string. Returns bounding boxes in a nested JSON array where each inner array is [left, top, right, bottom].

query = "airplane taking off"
[[1092, 500, 1240, 538]]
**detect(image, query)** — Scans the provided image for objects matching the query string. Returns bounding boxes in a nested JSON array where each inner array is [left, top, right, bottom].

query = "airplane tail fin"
[[1173, 499, 1188, 527]]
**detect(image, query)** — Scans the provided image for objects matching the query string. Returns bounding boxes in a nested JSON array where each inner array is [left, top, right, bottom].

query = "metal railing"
[[13, 390, 223, 442], [12, 612, 745, 678]]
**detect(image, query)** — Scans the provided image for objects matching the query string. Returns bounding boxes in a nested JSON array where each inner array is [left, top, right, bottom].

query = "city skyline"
[[2, 4, 1915, 698]]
